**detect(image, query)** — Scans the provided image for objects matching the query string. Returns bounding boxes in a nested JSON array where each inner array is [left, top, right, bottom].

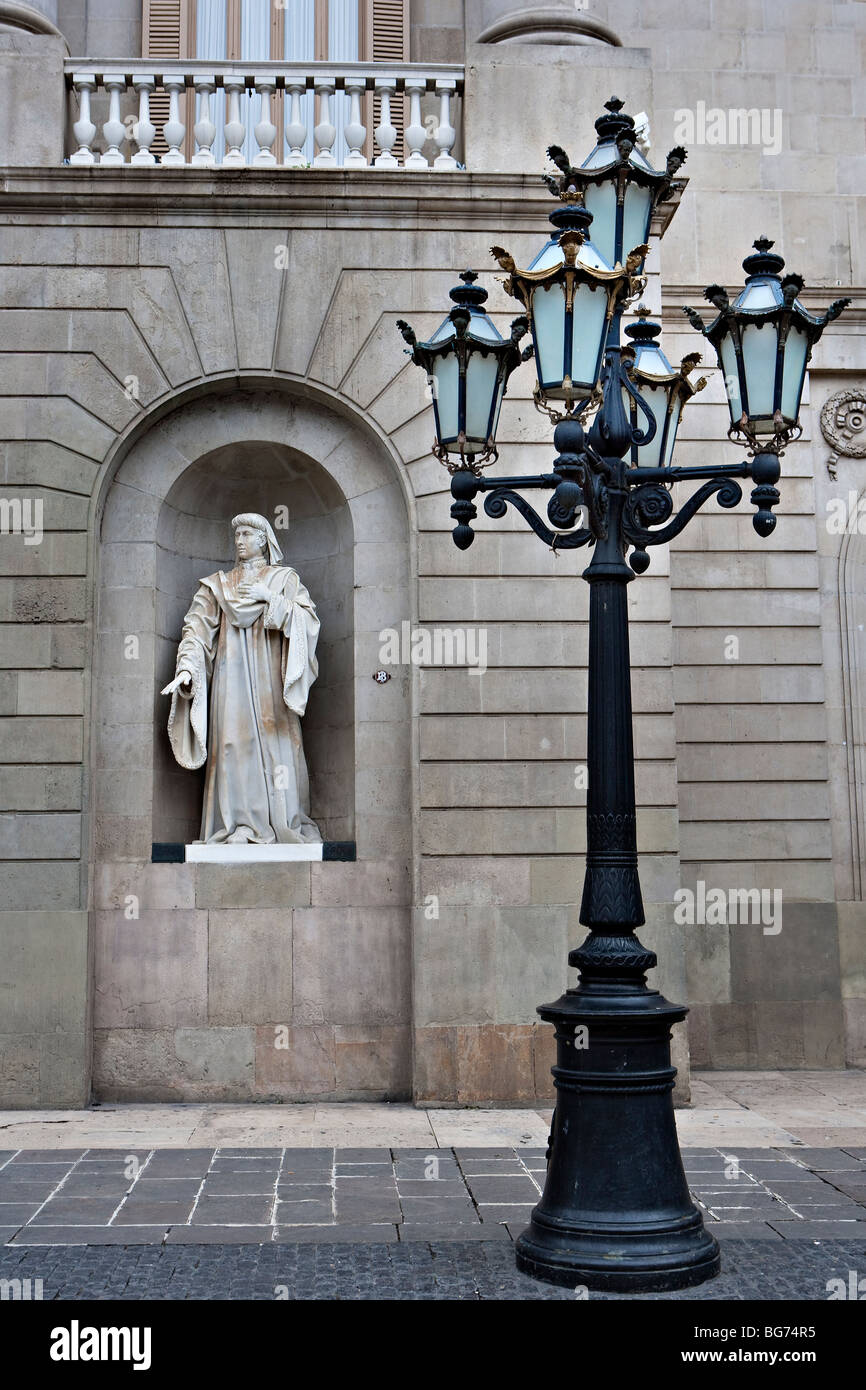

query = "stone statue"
[[161, 512, 321, 845]]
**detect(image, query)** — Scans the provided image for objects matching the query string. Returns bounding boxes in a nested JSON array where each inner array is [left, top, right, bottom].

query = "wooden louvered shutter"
[[364, 0, 409, 162], [143, 0, 192, 157]]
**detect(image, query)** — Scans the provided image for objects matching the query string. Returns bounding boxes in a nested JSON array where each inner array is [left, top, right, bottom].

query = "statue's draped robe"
[[167, 564, 321, 844]]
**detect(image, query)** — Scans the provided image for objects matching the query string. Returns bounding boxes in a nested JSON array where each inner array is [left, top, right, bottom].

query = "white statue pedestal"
[[185, 843, 325, 863]]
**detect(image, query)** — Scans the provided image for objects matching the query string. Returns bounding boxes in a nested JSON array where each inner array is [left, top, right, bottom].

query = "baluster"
[[70, 74, 97, 166], [223, 74, 246, 167], [253, 76, 277, 165], [130, 76, 156, 165], [285, 81, 307, 167], [100, 73, 128, 165], [313, 79, 337, 167], [404, 78, 429, 170], [161, 75, 186, 165], [373, 77, 398, 168], [433, 77, 458, 170], [343, 77, 367, 168], [191, 76, 216, 166]]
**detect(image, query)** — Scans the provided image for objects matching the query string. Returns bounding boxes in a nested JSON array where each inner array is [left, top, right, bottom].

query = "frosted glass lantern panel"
[[741, 322, 779, 431], [431, 355, 459, 442], [739, 282, 780, 310], [464, 353, 500, 449], [625, 383, 668, 468], [532, 282, 567, 390], [582, 184, 617, 269], [490, 379, 506, 443], [780, 325, 809, 424], [431, 317, 456, 343], [622, 184, 653, 263], [570, 283, 608, 392], [719, 334, 742, 426], [661, 395, 682, 471]]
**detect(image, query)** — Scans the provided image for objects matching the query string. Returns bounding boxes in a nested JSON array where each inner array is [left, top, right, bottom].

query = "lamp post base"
[[515, 1227, 721, 1294], [515, 973, 721, 1293]]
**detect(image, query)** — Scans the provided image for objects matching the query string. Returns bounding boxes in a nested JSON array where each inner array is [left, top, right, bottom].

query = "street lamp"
[[396, 269, 528, 473], [397, 98, 849, 1292]]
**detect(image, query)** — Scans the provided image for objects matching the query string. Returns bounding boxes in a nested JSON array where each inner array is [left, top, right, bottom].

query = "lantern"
[[396, 271, 528, 472], [621, 309, 706, 469], [490, 196, 641, 417], [545, 97, 687, 274], [683, 237, 851, 451]]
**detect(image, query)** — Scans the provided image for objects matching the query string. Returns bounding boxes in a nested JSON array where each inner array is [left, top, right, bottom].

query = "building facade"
[[0, 0, 864, 1108]]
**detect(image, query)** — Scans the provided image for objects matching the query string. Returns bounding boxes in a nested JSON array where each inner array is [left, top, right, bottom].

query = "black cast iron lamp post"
[[397, 99, 849, 1293]]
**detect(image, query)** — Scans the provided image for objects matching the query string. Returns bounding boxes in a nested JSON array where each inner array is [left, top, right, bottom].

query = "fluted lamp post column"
[[396, 99, 849, 1292]]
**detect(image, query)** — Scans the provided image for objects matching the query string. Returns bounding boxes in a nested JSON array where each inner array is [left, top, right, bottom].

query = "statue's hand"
[[161, 670, 193, 696], [237, 580, 272, 603]]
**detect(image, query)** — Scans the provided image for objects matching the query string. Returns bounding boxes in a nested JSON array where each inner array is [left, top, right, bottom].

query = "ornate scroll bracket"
[[484, 488, 593, 549], [622, 476, 743, 573]]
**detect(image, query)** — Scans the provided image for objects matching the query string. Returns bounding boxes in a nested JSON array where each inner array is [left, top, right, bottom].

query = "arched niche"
[[153, 441, 354, 845], [94, 386, 412, 863]]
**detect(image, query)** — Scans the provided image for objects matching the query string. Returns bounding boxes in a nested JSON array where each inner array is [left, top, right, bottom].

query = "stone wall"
[[0, 3, 864, 1105]]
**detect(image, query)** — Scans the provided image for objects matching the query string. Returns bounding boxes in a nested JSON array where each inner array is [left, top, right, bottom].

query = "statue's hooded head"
[[231, 512, 284, 565]]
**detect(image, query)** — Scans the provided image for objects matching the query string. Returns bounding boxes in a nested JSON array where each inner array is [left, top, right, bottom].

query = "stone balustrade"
[[64, 61, 464, 170]]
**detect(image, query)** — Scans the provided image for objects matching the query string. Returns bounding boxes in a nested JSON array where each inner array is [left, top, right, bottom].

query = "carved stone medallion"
[[821, 389, 866, 478]]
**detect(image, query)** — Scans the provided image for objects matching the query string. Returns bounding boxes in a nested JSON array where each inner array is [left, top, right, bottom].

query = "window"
[[143, 0, 410, 163]]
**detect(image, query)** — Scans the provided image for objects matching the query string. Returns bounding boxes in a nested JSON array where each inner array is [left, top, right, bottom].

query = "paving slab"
[[200, 1174, 278, 1194], [768, 1219, 866, 1239], [399, 1196, 480, 1223], [464, 1177, 541, 1202], [10, 1226, 170, 1245], [6, 1150, 88, 1163], [129, 1179, 206, 1200], [2, 1163, 76, 1181], [164, 1226, 271, 1244], [190, 1196, 273, 1224], [272, 1224, 399, 1244], [778, 1148, 866, 1168], [708, 1223, 784, 1240], [476, 1204, 536, 1224], [394, 1179, 469, 1196], [334, 1196, 402, 1222], [0, 1182, 65, 1202], [0, 1202, 45, 1224], [275, 1182, 332, 1198], [399, 1223, 511, 1242], [29, 1198, 121, 1224], [113, 1202, 196, 1224], [274, 1199, 334, 1224]]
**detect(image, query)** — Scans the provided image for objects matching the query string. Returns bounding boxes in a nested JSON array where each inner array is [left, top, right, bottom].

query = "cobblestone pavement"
[[1, 1238, 865, 1300], [1, 1146, 865, 1246]]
